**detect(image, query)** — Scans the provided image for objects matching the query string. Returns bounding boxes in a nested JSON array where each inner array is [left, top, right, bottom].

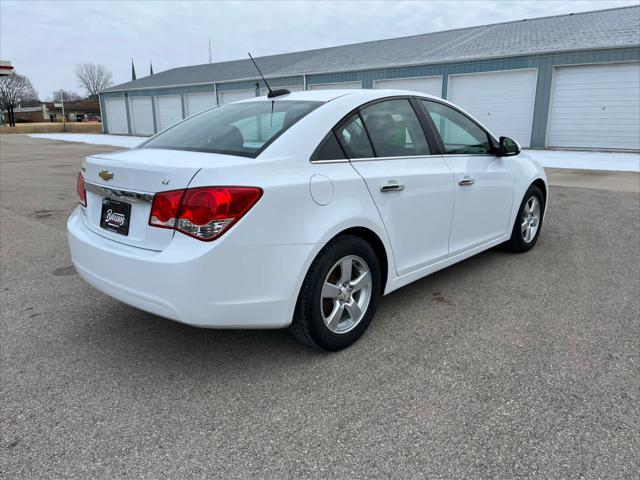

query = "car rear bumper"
[[67, 207, 315, 328]]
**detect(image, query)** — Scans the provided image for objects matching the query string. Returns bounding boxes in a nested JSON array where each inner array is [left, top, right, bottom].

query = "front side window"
[[421, 100, 492, 154], [360, 99, 431, 157], [142, 100, 322, 158]]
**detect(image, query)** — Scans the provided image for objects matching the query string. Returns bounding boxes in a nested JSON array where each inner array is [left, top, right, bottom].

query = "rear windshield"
[[141, 100, 322, 158]]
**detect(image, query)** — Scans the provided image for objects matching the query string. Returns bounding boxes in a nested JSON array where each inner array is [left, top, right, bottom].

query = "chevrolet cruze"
[[68, 89, 547, 350]]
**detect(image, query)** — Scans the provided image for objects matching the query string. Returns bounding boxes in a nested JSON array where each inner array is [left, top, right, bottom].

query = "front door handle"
[[380, 182, 405, 193], [459, 176, 475, 186]]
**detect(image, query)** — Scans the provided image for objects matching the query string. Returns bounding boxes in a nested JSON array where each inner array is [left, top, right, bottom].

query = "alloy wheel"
[[320, 255, 372, 334], [521, 195, 541, 243]]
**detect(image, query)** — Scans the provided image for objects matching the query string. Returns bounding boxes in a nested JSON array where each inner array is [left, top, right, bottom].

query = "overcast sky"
[[1, 0, 637, 99]]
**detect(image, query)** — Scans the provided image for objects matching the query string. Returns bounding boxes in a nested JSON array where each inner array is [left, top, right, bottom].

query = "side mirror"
[[499, 136, 521, 157]]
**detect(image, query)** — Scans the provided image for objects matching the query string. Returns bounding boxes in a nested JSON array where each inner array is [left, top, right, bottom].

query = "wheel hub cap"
[[338, 284, 353, 303]]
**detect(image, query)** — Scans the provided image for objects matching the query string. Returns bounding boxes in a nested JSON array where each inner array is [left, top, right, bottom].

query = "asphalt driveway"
[[1, 134, 638, 479]]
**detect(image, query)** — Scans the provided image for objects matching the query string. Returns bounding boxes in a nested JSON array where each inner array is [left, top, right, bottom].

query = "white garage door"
[[129, 97, 154, 135], [309, 81, 362, 90], [104, 98, 128, 134], [374, 76, 442, 97], [185, 92, 216, 116], [259, 85, 304, 96], [155, 95, 183, 131], [547, 63, 640, 150], [219, 89, 256, 105], [448, 69, 538, 147]]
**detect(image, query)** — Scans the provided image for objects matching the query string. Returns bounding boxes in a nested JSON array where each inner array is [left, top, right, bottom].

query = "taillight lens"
[[77, 173, 87, 207], [149, 186, 262, 241], [149, 189, 184, 228]]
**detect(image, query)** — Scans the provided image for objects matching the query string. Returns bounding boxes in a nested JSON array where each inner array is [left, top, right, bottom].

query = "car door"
[[420, 100, 514, 256], [336, 98, 455, 276]]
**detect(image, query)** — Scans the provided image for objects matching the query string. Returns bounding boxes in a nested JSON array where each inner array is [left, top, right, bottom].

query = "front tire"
[[505, 184, 545, 253], [290, 235, 382, 351]]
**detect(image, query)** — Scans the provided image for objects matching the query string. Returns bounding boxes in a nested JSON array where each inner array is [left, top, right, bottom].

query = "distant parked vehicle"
[[68, 89, 547, 350], [85, 115, 101, 122]]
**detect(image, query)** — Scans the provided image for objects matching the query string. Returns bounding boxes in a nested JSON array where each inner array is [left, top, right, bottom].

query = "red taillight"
[[149, 186, 262, 241], [77, 173, 87, 207], [149, 189, 184, 228]]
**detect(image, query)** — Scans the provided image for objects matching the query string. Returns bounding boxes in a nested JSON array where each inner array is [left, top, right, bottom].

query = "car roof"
[[237, 88, 442, 104]]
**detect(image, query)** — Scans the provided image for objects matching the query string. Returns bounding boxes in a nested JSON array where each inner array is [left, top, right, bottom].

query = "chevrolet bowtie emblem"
[[99, 170, 114, 181]]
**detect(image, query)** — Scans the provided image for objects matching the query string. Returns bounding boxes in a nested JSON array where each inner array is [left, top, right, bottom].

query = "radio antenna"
[[248, 52, 290, 99]]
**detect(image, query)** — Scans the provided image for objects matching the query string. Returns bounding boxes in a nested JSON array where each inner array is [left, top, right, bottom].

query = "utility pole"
[[59, 90, 65, 122], [208, 38, 212, 64]]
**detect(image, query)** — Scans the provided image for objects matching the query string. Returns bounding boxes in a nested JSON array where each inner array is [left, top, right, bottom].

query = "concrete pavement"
[[1, 135, 638, 479]]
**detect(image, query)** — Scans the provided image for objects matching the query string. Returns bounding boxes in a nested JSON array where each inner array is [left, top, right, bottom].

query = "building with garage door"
[[100, 5, 640, 151]]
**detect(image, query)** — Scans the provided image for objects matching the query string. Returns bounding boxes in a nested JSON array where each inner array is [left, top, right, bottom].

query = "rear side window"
[[335, 114, 374, 159], [141, 100, 322, 158], [360, 99, 431, 157], [421, 100, 492, 154], [314, 132, 346, 161]]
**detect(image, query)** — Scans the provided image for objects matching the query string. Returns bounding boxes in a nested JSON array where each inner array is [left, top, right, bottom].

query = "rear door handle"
[[459, 176, 475, 186], [380, 182, 405, 193]]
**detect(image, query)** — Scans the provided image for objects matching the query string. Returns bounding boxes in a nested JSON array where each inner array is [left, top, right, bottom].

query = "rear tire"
[[504, 184, 545, 253], [290, 235, 382, 351]]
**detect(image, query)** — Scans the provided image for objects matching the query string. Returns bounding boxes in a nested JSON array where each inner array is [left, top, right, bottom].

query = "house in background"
[[1, 105, 48, 123], [99, 6, 640, 151], [45, 101, 101, 122], [1, 102, 101, 124]]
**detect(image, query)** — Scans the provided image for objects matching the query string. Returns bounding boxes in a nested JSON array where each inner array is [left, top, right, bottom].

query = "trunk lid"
[[81, 148, 222, 250]]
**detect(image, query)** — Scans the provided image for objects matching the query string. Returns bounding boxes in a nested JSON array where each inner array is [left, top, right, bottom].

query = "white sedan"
[[68, 89, 547, 350]]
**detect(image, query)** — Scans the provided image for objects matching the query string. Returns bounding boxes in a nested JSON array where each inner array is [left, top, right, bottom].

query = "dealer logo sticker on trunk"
[[104, 209, 126, 227], [100, 198, 131, 236]]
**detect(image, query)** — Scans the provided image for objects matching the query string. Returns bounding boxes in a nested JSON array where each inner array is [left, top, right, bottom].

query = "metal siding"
[[219, 89, 257, 104], [530, 57, 554, 147], [373, 76, 442, 97], [124, 94, 132, 134], [98, 94, 107, 133], [259, 85, 304, 96], [441, 73, 449, 99], [217, 80, 260, 92], [108, 46, 640, 146], [308, 81, 362, 90], [256, 76, 304, 90], [150, 94, 158, 133], [307, 71, 364, 88]]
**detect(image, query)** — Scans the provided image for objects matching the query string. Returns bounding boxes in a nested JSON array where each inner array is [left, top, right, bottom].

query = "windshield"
[[141, 100, 323, 158]]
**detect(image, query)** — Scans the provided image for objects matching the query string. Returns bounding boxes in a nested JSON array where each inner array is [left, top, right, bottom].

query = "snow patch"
[[26, 133, 640, 172], [525, 150, 639, 172], [28, 133, 145, 148]]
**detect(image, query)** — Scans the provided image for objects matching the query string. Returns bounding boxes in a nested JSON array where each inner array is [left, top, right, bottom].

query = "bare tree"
[[75, 62, 113, 100], [54, 89, 84, 102], [0, 72, 39, 126]]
